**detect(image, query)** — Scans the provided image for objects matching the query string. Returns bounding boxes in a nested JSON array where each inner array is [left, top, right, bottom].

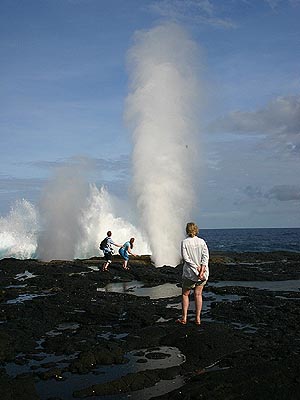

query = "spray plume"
[[37, 161, 89, 260], [0, 184, 150, 260], [77, 184, 150, 258], [125, 23, 203, 266]]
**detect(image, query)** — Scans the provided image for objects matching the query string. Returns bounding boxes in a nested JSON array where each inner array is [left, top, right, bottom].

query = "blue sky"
[[1, 0, 300, 228]]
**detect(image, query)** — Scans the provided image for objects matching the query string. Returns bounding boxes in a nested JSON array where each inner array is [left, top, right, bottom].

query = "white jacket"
[[181, 236, 209, 282]]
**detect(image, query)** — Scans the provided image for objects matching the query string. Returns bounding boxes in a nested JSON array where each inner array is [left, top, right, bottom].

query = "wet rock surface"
[[0, 252, 299, 399]]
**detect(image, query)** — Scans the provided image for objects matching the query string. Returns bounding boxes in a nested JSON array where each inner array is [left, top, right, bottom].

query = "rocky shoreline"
[[0, 251, 300, 399]]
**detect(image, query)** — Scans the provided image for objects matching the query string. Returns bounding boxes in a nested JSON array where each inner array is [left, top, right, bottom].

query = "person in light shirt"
[[119, 237, 137, 270], [177, 222, 209, 325]]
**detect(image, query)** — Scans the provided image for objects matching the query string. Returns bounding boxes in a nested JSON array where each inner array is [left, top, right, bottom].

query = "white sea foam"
[[0, 199, 38, 259], [0, 186, 150, 260], [76, 184, 150, 259]]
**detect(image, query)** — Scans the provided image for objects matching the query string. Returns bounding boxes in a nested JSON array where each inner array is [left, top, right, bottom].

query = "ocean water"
[[200, 228, 300, 253], [1, 226, 299, 260]]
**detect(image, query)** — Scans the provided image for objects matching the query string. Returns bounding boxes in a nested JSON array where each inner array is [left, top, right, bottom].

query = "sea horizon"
[[1, 227, 300, 260], [200, 227, 300, 253]]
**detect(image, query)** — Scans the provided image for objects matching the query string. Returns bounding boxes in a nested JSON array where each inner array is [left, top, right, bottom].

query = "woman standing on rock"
[[177, 222, 209, 325], [119, 237, 137, 270]]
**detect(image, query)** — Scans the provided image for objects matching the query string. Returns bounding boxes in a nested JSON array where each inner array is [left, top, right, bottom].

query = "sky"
[[1, 0, 300, 229]]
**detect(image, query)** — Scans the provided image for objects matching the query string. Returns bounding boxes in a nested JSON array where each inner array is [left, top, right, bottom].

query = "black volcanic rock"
[[0, 252, 299, 399]]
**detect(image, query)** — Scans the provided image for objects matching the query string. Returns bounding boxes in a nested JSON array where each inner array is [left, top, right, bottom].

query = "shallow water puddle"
[[6, 292, 53, 304], [211, 279, 300, 292], [34, 346, 185, 400], [87, 265, 100, 271], [167, 292, 242, 312], [98, 332, 129, 340], [230, 322, 258, 333], [5, 284, 27, 289], [5, 352, 78, 378], [167, 292, 245, 329], [14, 270, 37, 281], [97, 281, 181, 299], [46, 322, 80, 337]]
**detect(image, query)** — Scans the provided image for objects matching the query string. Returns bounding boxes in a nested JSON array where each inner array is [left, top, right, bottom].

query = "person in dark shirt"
[[102, 231, 122, 271]]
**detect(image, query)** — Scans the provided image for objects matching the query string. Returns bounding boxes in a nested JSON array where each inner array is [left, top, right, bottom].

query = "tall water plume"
[[125, 23, 202, 266]]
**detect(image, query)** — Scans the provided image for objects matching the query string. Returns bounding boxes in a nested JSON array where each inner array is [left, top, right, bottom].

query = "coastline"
[[1, 251, 300, 399]]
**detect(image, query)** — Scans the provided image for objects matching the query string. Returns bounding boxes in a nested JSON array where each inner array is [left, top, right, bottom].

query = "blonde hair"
[[186, 222, 199, 237]]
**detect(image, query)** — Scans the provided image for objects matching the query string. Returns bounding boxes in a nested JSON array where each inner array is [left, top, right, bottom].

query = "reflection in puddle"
[[167, 293, 242, 313], [97, 281, 181, 299], [6, 292, 53, 304], [69, 271, 89, 276], [203, 359, 231, 373], [5, 284, 27, 289], [5, 352, 78, 378], [14, 271, 37, 281], [211, 280, 300, 292], [87, 265, 100, 271], [98, 279, 300, 299], [98, 332, 129, 340], [46, 322, 80, 337], [167, 292, 244, 329], [156, 316, 172, 323], [56, 322, 80, 330], [34, 346, 185, 400], [35, 339, 45, 350], [231, 322, 257, 333]]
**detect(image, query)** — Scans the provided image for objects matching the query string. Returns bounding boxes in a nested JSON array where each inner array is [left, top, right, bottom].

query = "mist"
[[37, 162, 89, 261], [125, 23, 203, 266], [0, 182, 150, 260]]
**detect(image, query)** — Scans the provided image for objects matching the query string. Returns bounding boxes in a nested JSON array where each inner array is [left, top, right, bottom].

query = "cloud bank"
[[149, 0, 236, 28], [209, 95, 300, 155], [243, 184, 300, 202]]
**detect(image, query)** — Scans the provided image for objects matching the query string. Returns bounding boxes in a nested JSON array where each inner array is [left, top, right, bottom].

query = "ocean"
[[0, 227, 299, 260], [200, 228, 300, 253]]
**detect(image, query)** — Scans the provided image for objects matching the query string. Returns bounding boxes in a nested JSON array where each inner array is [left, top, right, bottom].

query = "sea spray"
[[0, 185, 150, 260], [0, 199, 38, 259], [76, 185, 150, 258], [37, 162, 90, 261], [125, 23, 202, 266]]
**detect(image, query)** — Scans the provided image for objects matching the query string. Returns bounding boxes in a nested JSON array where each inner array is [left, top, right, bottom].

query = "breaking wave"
[[0, 186, 150, 261]]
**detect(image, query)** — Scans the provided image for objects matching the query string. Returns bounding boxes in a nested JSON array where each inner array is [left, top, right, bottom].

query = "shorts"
[[104, 252, 112, 262], [182, 278, 207, 291], [119, 248, 129, 261]]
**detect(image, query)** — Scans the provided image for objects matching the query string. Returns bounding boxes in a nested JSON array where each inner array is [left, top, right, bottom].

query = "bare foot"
[[176, 319, 187, 325]]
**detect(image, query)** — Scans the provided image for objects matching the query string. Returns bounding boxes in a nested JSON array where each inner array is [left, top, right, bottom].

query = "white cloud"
[[266, 185, 300, 201], [208, 95, 300, 156], [241, 184, 300, 202], [265, 0, 300, 9], [264, 0, 282, 10], [148, 0, 236, 28]]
